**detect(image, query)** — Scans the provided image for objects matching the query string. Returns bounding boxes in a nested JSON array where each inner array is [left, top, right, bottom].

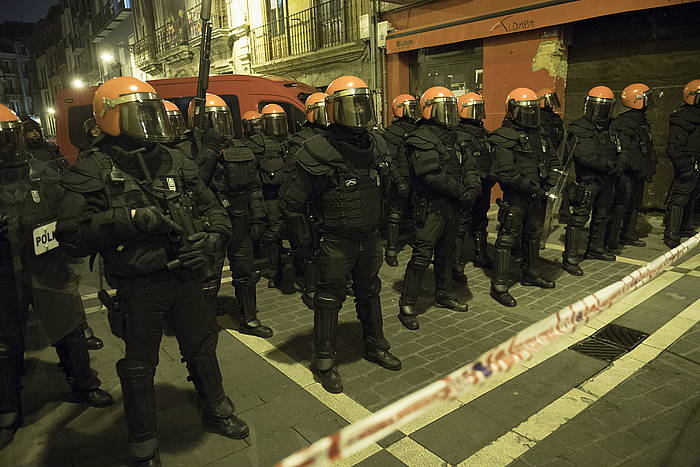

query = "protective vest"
[[669, 105, 700, 155], [383, 119, 413, 179], [540, 109, 564, 149], [220, 139, 261, 198], [489, 125, 554, 189], [405, 124, 463, 198], [297, 134, 383, 233], [456, 121, 491, 177], [568, 117, 618, 182], [610, 110, 656, 180], [245, 134, 286, 189]]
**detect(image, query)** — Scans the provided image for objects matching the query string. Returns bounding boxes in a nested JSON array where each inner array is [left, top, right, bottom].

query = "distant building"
[[0, 21, 35, 118]]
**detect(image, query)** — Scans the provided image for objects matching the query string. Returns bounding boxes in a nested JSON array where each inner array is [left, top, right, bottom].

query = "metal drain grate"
[[570, 324, 649, 362], [593, 323, 649, 350]]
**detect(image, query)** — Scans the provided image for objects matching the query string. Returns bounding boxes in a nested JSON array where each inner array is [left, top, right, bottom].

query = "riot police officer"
[[0, 104, 113, 449], [382, 94, 418, 267], [664, 79, 700, 248], [561, 86, 620, 276], [190, 96, 272, 338], [454, 92, 493, 282], [56, 78, 249, 466], [164, 100, 187, 141], [537, 89, 565, 150], [286, 93, 329, 308], [280, 76, 401, 394], [242, 108, 288, 288], [397, 87, 481, 330], [489, 88, 558, 307], [608, 83, 656, 251]]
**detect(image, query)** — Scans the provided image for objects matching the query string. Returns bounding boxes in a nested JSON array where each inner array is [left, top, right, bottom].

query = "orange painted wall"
[[384, 52, 411, 126]]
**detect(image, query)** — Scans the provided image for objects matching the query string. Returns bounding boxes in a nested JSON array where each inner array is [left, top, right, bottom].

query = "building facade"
[[382, 0, 700, 208], [0, 22, 34, 118]]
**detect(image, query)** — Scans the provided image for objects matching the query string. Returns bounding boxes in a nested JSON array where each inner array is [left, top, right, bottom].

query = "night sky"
[[0, 0, 59, 24]]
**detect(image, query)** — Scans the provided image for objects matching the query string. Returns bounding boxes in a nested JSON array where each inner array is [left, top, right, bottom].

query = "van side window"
[[258, 101, 304, 133], [172, 94, 243, 139], [68, 105, 95, 151]]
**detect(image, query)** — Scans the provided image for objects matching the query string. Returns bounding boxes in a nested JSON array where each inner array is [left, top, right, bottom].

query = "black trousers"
[[407, 198, 460, 292], [666, 170, 700, 226], [494, 192, 546, 277], [471, 177, 495, 232], [568, 179, 614, 251]]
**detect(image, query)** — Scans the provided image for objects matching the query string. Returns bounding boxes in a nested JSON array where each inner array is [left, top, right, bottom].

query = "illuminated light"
[[72, 79, 85, 89], [47, 107, 55, 114], [100, 52, 114, 63]]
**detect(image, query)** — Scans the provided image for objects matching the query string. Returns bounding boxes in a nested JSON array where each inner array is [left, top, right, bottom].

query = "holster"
[[100, 289, 126, 339]]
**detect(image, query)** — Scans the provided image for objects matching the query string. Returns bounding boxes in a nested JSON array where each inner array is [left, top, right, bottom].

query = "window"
[[266, 0, 286, 36], [20, 46, 28, 55], [257, 100, 304, 133], [9, 101, 20, 114], [6, 79, 15, 94], [1, 60, 9, 73]]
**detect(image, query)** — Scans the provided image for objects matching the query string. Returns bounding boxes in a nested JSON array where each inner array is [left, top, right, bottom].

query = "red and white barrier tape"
[[275, 234, 700, 467]]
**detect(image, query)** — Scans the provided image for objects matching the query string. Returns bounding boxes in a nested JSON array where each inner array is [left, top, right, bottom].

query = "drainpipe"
[[369, 0, 382, 126]]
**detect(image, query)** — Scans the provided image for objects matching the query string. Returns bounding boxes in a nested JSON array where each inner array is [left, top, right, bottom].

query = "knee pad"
[[407, 258, 430, 271], [116, 359, 155, 380], [233, 271, 261, 288], [388, 212, 402, 224], [313, 293, 342, 313], [495, 232, 517, 250]]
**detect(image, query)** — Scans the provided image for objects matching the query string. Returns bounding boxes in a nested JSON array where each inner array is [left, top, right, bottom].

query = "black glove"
[[176, 232, 210, 271], [132, 206, 183, 235], [0, 214, 10, 239], [530, 188, 547, 202], [396, 181, 410, 199]]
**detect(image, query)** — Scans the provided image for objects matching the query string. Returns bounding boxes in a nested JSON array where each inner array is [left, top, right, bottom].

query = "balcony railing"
[[131, 1, 228, 65], [250, 0, 363, 65], [92, 0, 132, 41]]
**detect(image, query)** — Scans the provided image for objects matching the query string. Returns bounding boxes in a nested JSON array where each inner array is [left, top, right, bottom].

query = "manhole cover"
[[593, 323, 649, 350], [570, 338, 627, 362]]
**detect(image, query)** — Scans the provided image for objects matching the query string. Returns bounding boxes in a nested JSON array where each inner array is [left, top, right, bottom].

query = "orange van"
[[55, 74, 318, 163]]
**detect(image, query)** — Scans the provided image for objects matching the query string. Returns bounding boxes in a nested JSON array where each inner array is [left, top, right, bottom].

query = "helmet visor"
[[403, 101, 418, 120], [641, 89, 655, 110], [167, 112, 187, 137], [584, 97, 614, 123], [542, 93, 561, 109], [119, 98, 175, 142], [243, 118, 262, 136], [510, 101, 540, 128], [461, 101, 486, 120], [332, 89, 375, 128], [309, 104, 329, 127], [0, 124, 26, 163], [206, 109, 234, 138], [262, 114, 288, 137], [430, 97, 459, 127], [694, 91, 700, 106]]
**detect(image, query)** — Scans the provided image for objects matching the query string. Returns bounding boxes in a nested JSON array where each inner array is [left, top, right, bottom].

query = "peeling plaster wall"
[[532, 40, 567, 79]]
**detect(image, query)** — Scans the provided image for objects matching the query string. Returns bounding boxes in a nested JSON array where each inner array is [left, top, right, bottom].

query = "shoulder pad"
[[295, 146, 333, 176], [60, 152, 107, 193], [222, 144, 255, 162], [405, 126, 440, 150], [180, 155, 200, 181], [370, 131, 390, 156], [244, 135, 265, 153], [487, 127, 520, 148], [674, 105, 700, 125], [383, 124, 406, 144], [567, 118, 594, 136], [670, 111, 699, 132], [303, 134, 344, 165]]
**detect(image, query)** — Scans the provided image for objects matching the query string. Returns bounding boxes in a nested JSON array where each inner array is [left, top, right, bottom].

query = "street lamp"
[[100, 52, 114, 63], [72, 79, 85, 89], [47, 107, 55, 114]]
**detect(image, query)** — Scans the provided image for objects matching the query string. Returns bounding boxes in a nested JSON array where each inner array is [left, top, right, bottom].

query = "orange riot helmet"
[[325, 75, 375, 129], [682, 79, 700, 106], [506, 88, 540, 128], [304, 92, 329, 127], [537, 88, 561, 110], [420, 86, 458, 126], [457, 92, 485, 120], [391, 94, 418, 120], [242, 110, 263, 136], [164, 100, 186, 138], [187, 93, 234, 138], [621, 83, 653, 111], [94, 76, 175, 142], [584, 86, 615, 124], [0, 104, 26, 163], [261, 103, 288, 137]]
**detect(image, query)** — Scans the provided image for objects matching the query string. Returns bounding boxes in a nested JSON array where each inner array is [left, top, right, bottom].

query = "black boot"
[[490, 247, 516, 307], [265, 241, 283, 288], [586, 221, 616, 261], [116, 359, 159, 465], [384, 220, 400, 267], [357, 294, 401, 371], [473, 229, 493, 269], [562, 226, 584, 276], [520, 238, 555, 289], [312, 295, 343, 393], [84, 326, 104, 351], [664, 205, 684, 249], [397, 261, 427, 330], [233, 273, 273, 338], [621, 210, 646, 247], [435, 289, 468, 312], [605, 214, 623, 255], [0, 342, 22, 449], [452, 234, 469, 284], [54, 329, 113, 408], [680, 199, 698, 237]]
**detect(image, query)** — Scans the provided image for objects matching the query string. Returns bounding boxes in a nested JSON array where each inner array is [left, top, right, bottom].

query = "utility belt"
[[412, 194, 457, 225]]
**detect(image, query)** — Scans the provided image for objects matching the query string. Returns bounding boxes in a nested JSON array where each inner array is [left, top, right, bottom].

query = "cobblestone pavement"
[[6, 211, 700, 466]]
